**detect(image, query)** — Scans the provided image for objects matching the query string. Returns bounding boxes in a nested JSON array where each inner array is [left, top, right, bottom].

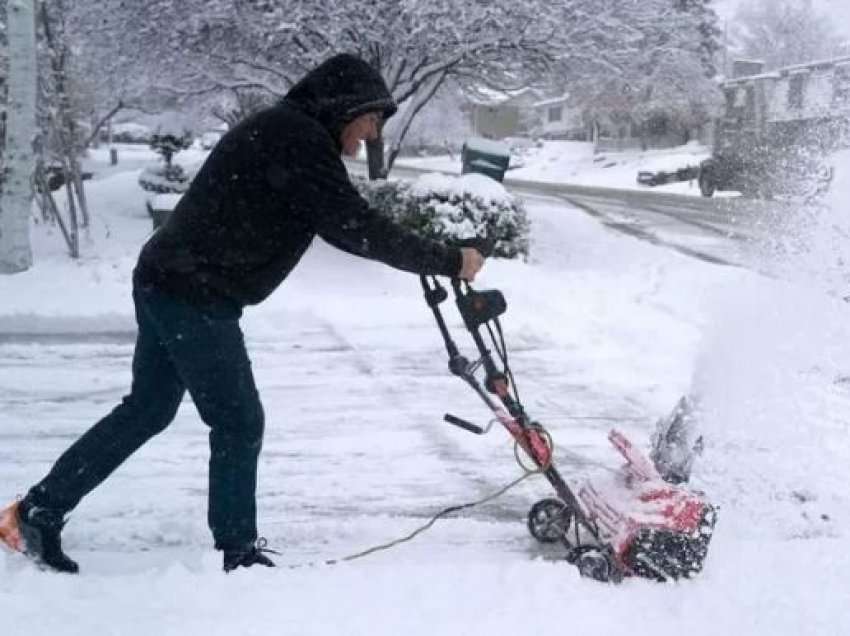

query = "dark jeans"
[[25, 284, 265, 550]]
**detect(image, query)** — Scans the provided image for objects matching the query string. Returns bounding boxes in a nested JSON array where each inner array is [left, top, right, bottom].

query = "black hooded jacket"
[[134, 54, 462, 310]]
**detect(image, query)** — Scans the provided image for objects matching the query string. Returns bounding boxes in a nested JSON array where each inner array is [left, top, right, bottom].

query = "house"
[[533, 94, 586, 140], [463, 82, 713, 152], [718, 56, 850, 150], [533, 91, 706, 153], [464, 87, 541, 139]]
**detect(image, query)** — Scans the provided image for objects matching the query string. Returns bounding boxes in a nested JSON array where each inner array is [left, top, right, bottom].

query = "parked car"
[[698, 143, 834, 200], [37, 163, 94, 193], [697, 149, 762, 197]]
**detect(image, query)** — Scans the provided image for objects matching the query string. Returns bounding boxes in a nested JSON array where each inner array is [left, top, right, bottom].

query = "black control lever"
[[444, 413, 485, 435]]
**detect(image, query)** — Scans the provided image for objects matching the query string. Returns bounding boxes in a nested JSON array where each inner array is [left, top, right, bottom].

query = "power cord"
[[284, 426, 555, 569]]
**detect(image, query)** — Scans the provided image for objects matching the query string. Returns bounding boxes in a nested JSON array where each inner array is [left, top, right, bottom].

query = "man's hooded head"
[[284, 54, 397, 149]]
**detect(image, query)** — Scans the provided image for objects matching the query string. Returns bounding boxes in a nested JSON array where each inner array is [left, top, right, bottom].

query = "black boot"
[[17, 500, 79, 574], [223, 538, 278, 573]]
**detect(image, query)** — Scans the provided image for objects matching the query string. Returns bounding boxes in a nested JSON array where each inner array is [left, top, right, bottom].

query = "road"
[[375, 161, 805, 272]]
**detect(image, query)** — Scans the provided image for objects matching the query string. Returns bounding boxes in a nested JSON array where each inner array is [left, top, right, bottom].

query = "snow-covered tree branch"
[[730, 0, 844, 70]]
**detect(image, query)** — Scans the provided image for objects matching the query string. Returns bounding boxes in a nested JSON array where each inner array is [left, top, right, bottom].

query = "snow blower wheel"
[[527, 498, 571, 543], [576, 548, 613, 582]]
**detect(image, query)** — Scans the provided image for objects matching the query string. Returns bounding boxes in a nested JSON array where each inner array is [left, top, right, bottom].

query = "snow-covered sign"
[[463, 137, 510, 158]]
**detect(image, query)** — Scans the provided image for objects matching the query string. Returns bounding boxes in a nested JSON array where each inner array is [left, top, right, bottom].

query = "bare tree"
[[58, 0, 723, 183], [731, 0, 844, 70], [571, 0, 723, 142], [75, 0, 630, 178], [211, 89, 276, 129]]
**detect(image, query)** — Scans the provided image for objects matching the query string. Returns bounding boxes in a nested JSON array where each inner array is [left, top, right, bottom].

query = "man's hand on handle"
[[459, 247, 485, 282]]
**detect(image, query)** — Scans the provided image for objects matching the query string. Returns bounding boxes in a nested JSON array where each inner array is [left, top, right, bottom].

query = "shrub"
[[150, 131, 193, 168], [138, 164, 190, 194], [139, 127, 194, 194], [354, 172, 530, 259]]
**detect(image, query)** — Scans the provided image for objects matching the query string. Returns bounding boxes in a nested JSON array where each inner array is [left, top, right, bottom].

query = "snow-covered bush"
[[138, 164, 190, 194], [355, 173, 530, 259]]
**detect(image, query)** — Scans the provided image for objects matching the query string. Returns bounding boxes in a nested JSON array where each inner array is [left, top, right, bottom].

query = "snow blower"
[[420, 272, 715, 583]]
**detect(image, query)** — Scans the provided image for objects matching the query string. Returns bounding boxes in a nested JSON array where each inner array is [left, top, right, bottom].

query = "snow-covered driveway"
[[2, 165, 850, 635]]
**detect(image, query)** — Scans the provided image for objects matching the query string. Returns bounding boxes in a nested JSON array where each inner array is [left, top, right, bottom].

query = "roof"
[[724, 54, 850, 86], [465, 86, 539, 106], [534, 94, 572, 108]]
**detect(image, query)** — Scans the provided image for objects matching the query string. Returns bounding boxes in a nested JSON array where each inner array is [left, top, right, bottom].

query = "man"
[[0, 54, 485, 573]]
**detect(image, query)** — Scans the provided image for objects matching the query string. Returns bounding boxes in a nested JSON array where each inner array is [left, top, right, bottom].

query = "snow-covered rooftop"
[[534, 94, 572, 108], [465, 86, 538, 106], [724, 54, 850, 85]]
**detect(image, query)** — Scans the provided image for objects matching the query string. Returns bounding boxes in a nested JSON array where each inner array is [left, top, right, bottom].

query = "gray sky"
[[715, 0, 850, 37]]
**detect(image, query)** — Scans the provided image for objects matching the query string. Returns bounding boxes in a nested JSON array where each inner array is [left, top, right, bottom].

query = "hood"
[[284, 53, 397, 144]]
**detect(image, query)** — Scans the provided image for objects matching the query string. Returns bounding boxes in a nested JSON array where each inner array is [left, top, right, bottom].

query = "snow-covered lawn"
[[1, 149, 850, 635]]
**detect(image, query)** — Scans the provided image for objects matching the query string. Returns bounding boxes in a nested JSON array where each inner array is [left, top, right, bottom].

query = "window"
[[745, 86, 756, 119], [733, 87, 747, 108], [723, 88, 737, 116], [788, 72, 807, 110], [834, 63, 850, 106], [547, 106, 563, 123]]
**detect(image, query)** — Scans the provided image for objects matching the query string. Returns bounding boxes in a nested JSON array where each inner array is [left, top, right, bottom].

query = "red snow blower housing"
[[420, 267, 715, 583]]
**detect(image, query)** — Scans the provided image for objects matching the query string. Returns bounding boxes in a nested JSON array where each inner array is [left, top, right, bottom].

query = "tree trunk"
[[69, 158, 90, 227], [0, 0, 38, 273], [62, 160, 80, 259], [385, 73, 445, 175], [40, 0, 90, 229], [35, 162, 75, 256]]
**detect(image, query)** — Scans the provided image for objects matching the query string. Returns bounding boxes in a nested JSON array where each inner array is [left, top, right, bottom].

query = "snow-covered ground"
[[2, 146, 850, 635], [397, 139, 735, 197]]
